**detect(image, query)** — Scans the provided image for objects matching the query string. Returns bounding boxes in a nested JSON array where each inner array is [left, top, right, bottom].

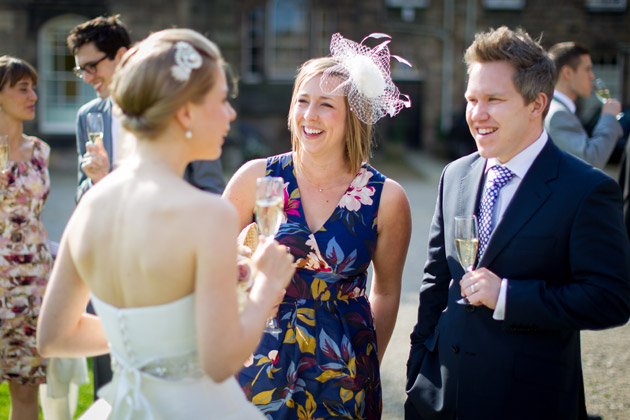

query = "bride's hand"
[[268, 289, 286, 319], [249, 240, 294, 300], [0, 169, 10, 190]]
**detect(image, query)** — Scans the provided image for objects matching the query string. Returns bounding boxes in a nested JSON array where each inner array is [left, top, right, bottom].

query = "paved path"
[[370, 153, 443, 420]]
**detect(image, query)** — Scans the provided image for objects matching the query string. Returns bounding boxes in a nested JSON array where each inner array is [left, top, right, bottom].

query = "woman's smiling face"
[[291, 75, 347, 158]]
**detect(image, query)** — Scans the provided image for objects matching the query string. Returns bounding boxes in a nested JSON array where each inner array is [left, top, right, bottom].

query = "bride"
[[37, 28, 294, 419]]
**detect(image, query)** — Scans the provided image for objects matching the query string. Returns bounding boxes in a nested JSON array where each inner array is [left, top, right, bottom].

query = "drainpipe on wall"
[[440, 0, 455, 136]]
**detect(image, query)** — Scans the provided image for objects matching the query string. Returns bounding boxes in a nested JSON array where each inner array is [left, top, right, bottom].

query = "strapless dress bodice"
[[90, 293, 264, 420]]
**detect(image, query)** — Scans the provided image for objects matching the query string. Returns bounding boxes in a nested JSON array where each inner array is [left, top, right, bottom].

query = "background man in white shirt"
[[545, 42, 622, 169]]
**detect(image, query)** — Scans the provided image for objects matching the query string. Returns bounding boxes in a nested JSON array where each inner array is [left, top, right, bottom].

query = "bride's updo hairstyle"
[[111, 28, 224, 139]]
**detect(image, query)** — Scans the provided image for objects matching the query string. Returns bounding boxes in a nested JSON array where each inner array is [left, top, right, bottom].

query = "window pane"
[[585, 0, 627, 11], [313, 9, 337, 58], [38, 15, 95, 134], [483, 0, 526, 9], [243, 7, 265, 81], [268, 0, 309, 79]]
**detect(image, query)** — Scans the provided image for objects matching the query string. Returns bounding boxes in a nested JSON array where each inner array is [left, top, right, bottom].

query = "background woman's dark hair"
[[67, 15, 131, 58], [0, 56, 38, 91]]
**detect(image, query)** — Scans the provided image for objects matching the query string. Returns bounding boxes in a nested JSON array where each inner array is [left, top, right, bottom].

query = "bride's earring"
[[185, 130, 192, 139]]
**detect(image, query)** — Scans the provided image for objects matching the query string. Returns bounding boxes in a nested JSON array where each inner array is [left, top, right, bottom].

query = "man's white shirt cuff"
[[492, 278, 508, 320]]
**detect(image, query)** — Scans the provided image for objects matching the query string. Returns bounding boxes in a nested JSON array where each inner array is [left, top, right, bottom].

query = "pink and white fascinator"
[[320, 33, 412, 125]]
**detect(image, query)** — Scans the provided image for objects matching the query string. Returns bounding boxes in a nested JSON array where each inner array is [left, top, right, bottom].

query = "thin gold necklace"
[[299, 168, 353, 193]]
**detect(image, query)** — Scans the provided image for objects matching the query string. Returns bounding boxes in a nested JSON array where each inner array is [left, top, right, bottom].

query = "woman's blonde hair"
[[111, 28, 225, 139], [288, 57, 372, 174]]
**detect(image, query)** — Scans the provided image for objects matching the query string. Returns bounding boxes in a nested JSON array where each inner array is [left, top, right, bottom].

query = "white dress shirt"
[[552, 89, 576, 114], [485, 130, 548, 320]]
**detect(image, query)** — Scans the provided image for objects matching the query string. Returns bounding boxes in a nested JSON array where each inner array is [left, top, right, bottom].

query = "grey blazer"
[[75, 97, 114, 202], [545, 96, 622, 169], [75, 97, 226, 202]]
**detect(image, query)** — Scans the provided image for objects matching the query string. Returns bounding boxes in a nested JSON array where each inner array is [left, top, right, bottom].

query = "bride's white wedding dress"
[[87, 293, 265, 420]]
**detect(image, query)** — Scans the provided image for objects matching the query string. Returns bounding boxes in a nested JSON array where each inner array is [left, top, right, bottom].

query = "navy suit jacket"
[[406, 139, 630, 420], [618, 134, 630, 238], [75, 98, 226, 202]]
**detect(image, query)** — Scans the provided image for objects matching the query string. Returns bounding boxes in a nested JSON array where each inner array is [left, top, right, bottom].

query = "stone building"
[[0, 0, 628, 162]]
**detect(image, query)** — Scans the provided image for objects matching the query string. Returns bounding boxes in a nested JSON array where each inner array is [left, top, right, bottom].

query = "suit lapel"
[[478, 141, 559, 267], [457, 157, 486, 218]]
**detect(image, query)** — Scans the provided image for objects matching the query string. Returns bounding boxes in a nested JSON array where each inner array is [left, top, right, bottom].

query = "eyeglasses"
[[73, 55, 109, 79]]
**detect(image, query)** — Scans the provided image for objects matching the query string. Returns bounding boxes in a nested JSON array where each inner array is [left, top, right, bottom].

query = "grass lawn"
[[0, 358, 95, 419]]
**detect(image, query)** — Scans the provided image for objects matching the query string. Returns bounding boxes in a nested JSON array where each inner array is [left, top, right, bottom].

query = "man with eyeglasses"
[[69, 16, 228, 203], [68, 15, 131, 203]]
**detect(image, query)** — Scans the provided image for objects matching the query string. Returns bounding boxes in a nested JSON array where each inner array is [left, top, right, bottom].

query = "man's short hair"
[[548, 42, 591, 73], [67, 15, 131, 58], [464, 26, 556, 118]]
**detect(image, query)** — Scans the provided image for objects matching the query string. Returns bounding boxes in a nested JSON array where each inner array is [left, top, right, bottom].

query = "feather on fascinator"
[[320, 33, 412, 125]]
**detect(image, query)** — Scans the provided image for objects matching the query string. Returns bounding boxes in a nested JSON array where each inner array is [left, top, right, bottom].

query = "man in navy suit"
[[405, 27, 630, 420], [619, 134, 630, 237]]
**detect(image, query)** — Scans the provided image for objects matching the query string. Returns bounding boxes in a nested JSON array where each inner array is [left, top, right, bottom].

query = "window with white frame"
[[483, 0, 526, 9], [37, 15, 95, 135], [242, 7, 265, 83], [585, 0, 626, 11], [242, 1, 338, 82], [266, 0, 310, 80]]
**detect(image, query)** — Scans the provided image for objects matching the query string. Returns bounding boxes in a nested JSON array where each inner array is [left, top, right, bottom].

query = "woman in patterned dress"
[[224, 34, 412, 420], [0, 56, 52, 420]]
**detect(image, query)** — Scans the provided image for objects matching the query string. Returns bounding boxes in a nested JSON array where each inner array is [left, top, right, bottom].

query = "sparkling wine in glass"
[[255, 176, 285, 334], [454, 215, 479, 305], [594, 78, 624, 120], [0, 135, 9, 171], [86, 113, 104, 146]]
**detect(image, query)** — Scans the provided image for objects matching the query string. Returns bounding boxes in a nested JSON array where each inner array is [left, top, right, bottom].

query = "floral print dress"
[[238, 152, 384, 420], [0, 138, 51, 385]]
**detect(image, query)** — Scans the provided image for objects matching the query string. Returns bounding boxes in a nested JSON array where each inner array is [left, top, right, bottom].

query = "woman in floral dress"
[[0, 56, 52, 420], [224, 34, 412, 420]]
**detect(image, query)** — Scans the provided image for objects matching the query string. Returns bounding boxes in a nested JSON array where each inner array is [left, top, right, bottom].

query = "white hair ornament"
[[171, 41, 202, 82], [320, 33, 412, 125]]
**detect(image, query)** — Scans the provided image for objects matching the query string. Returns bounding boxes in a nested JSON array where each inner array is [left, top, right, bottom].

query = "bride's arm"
[[222, 158, 266, 229], [194, 197, 292, 382], [37, 227, 109, 358]]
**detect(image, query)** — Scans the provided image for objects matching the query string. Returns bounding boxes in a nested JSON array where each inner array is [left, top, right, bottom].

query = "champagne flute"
[[86, 113, 104, 146], [594, 78, 624, 120], [255, 176, 285, 334], [0, 135, 9, 172], [454, 215, 479, 305]]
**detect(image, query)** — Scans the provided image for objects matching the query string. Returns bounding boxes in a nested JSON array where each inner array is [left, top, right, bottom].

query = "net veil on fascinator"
[[320, 33, 412, 125]]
